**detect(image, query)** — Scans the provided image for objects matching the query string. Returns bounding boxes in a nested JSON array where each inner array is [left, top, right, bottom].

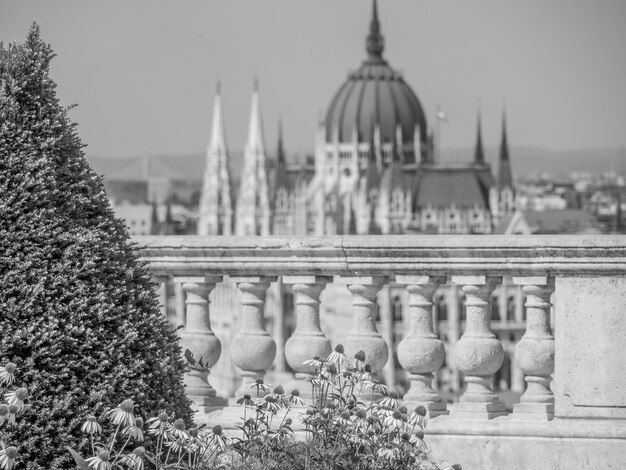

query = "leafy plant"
[[0, 24, 191, 469], [66, 347, 459, 470]]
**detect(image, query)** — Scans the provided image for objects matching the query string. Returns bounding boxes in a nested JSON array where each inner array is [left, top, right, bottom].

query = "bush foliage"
[[0, 24, 191, 469]]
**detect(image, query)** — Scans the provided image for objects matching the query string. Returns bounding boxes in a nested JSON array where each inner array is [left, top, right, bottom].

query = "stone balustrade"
[[136, 235, 626, 470]]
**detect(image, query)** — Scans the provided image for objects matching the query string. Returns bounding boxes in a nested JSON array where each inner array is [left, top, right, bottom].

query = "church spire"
[[246, 78, 265, 155], [497, 110, 513, 192], [209, 80, 227, 154], [366, 0, 385, 60], [277, 119, 285, 165], [500, 110, 509, 162], [198, 80, 233, 236], [236, 80, 271, 236], [474, 111, 484, 164]]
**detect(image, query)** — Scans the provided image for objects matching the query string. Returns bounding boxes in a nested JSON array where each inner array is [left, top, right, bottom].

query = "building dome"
[[324, 0, 428, 158]]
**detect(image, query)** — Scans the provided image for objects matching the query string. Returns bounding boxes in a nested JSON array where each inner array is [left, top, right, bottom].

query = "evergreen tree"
[[0, 24, 191, 469]]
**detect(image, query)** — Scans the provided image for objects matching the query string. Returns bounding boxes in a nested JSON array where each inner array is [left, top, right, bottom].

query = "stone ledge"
[[135, 235, 626, 277], [426, 415, 626, 439], [193, 405, 626, 440]]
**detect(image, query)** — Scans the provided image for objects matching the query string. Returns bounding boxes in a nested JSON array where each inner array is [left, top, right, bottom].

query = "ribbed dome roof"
[[324, 0, 427, 150]]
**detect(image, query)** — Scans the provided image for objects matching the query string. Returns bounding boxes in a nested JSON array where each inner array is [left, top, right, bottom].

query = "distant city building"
[[198, 0, 516, 238]]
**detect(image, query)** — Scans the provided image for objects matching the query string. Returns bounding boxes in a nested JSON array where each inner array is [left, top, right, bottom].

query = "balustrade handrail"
[[135, 235, 626, 276]]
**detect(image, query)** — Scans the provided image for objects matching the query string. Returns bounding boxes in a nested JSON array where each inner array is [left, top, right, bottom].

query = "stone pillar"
[[231, 276, 277, 396], [342, 276, 388, 377], [451, 276, 507, 419], [177, 276, 225, 408], [512, 277, 555, 420], [283, 276, 332, 398], [554, 276, 626, 419], [396, 275, 447, 416]]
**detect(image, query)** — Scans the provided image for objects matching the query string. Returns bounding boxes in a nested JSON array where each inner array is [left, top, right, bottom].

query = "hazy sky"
[[1, 0, 625, 159]]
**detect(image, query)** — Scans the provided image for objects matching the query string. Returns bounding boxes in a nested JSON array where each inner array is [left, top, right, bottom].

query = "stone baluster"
[[176, 276, 225, 408], [396, 275, 447, 416], [451, 276, 507, 418], [283, 276, 332, 397], [231, 276, 278, 396], [512, 277, 555, 420], [342, 276, 388, 377]]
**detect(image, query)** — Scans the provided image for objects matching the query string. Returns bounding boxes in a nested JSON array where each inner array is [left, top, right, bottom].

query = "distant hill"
[[87, 146, 626, 183]]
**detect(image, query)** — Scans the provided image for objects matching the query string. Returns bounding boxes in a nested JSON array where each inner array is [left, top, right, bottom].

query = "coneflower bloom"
[[413, 429, 427, 451], [85, 449, 112, 470], [0, 363, 16, 386], [81, 416, 102, 435], [170, 418, 189, 439], [146, 412, 170, 437], [288, 389, 305, 407], [379, 390, 399, 410], [383, 410, 405, 431], [208, 425, 228, 452], [107, 399, 135, 427], [121, 452, 144, 470], [353, 351, 366, 370], [327, 344, 349, 371], [4, 388, 28, 412], [0, 445, 17, 470], [122, 417, 144, 442], [186, 428, 204, 454], [123, 446, 146, 470], [236, 394, 254, 406], [408, 405, 428, 427], [261, 395, 280, 414], [249, 378, 270, 396], [363, 380, 388, 395]]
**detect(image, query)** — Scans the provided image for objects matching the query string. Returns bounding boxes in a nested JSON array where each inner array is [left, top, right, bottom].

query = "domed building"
[[303, 0, 514, 236], [198, 0, 515, 238]]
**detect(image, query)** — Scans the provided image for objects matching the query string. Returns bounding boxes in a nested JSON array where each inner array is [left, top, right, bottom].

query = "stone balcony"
[[135, 235, 626, 470]]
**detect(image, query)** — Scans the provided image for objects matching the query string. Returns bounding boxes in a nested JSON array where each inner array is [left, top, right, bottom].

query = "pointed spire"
[[500, 110, 509, 161], [366, 0, 385, 60], [277, 119, 285, 164], [246, 79, 265, 154], [497, 109, 514, 192], [209, 80, 227, 154], [474, 111, 484, 164]]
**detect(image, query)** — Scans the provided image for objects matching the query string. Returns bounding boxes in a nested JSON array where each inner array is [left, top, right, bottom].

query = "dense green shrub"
[[0, 24, 191, 469]]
